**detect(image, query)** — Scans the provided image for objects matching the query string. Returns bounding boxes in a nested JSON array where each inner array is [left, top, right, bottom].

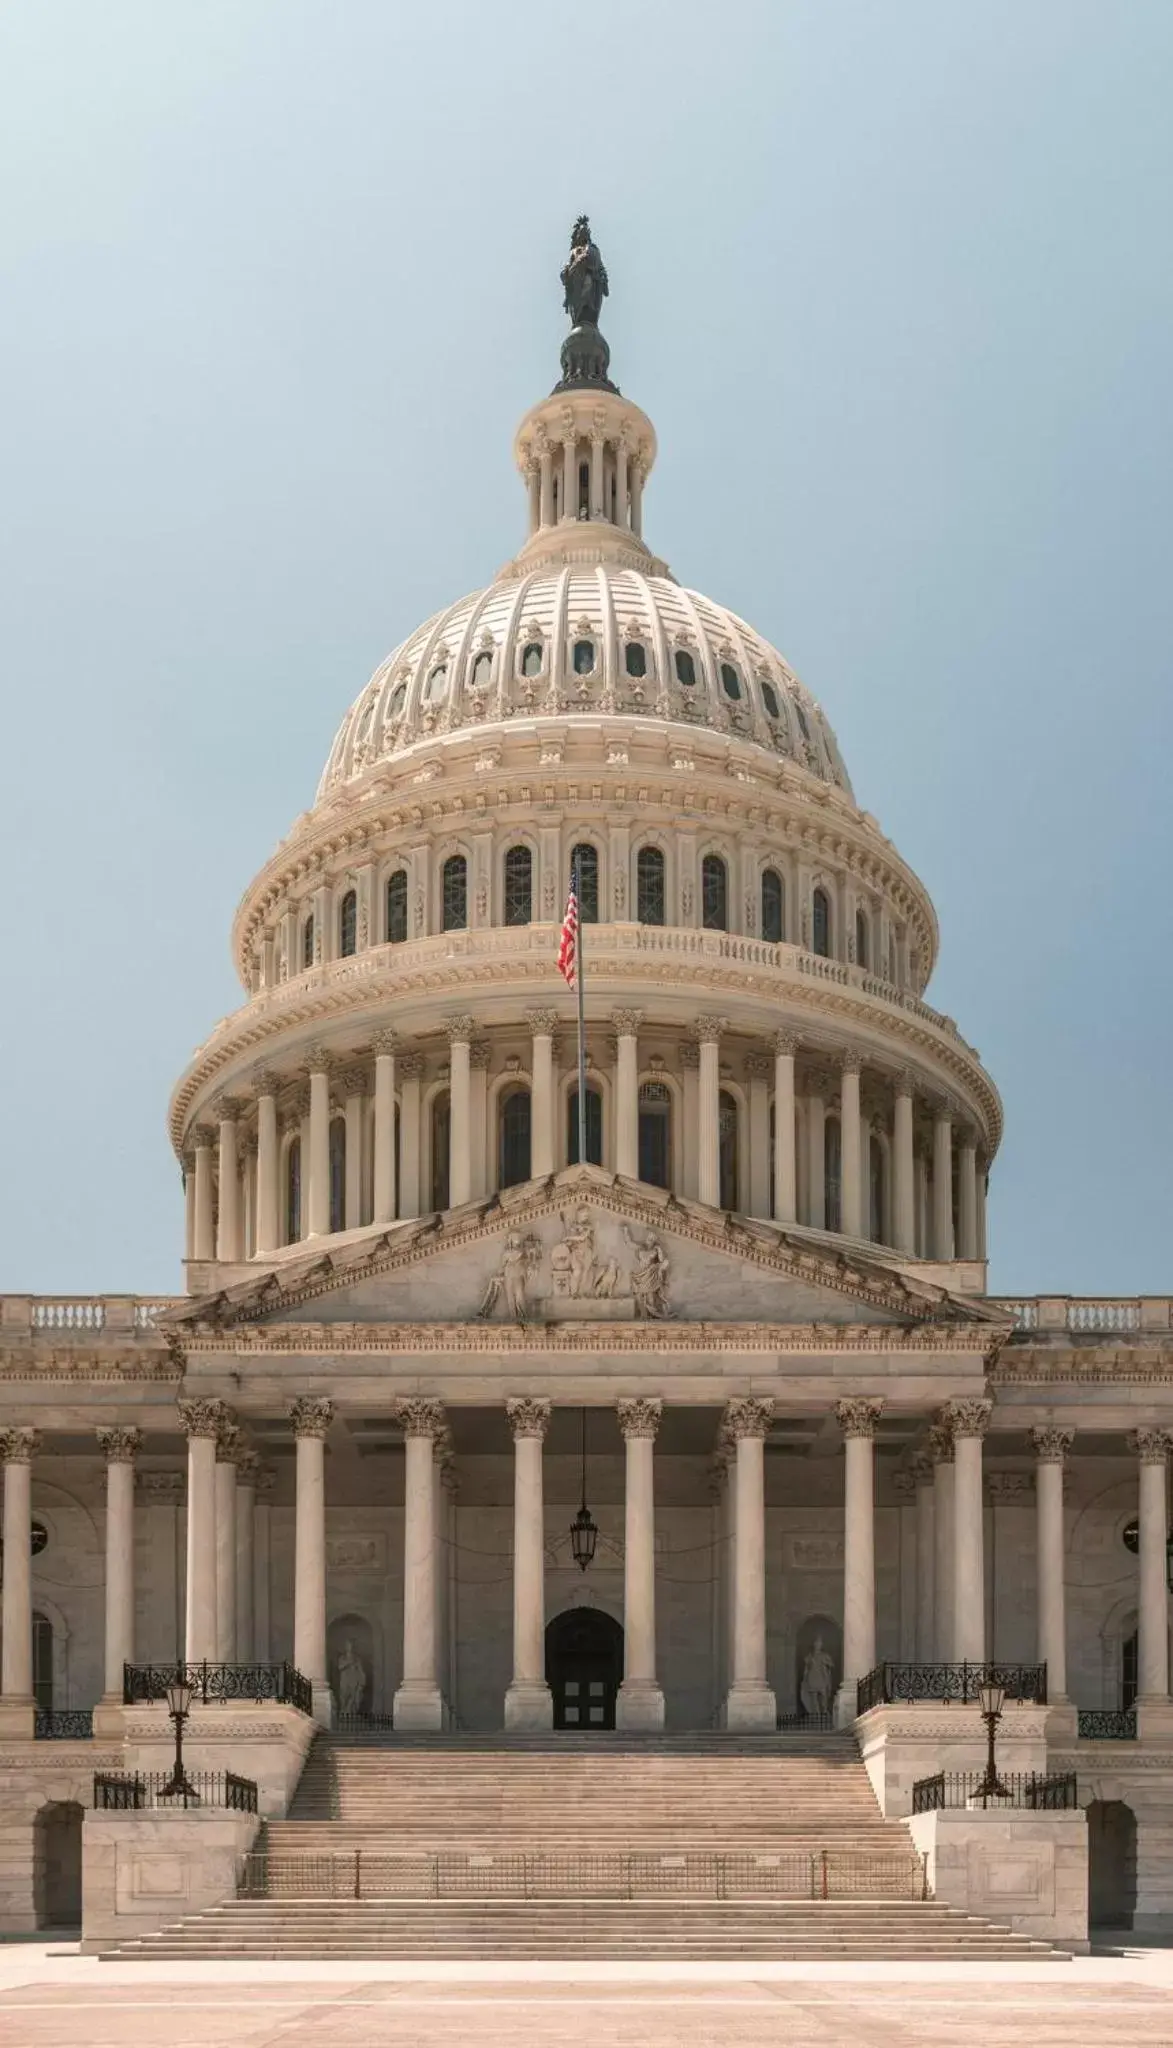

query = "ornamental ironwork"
[[122, 1661, 312, 1714], [911, 1770, 1077, 1813], [94, 1769, 258, 1812], [1076, 1707, 1138, 1740], [856, 1661, 1047, 1715], [34, 1709, 93, 1740]]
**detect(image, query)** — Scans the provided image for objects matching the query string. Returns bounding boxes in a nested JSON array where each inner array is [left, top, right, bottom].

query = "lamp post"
[[161, 1671, 195, 1801], [977, 1680, 1008, 1805]]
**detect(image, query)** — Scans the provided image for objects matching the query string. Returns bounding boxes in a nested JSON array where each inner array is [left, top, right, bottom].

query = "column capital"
[[894, 1067, 916, 1099], [945, 1397, 992, 1441], [470, 1039, 492, 1070], [1130, 1426, 1172, 1465], [722, 1396, 774, 1441], [839, 1051, 863, 1077], [214, 1417, 242, 1464], [371, 1029, 399, 1058], [444, 1014, 474, 1045], [250, 1067, 281, 1098], [0, 1427, 40, 1465], [891, 1468, 917, 1497], [506, 1397, 551, 1441], [398, 1050, 425, 1081], [927, 1420, 955, 1465], [97, 1426, 143, 1465], [305, 1043, 333, 1076], [773, 1029, 800, 1057], [610, 1008, 644, 1036], [289, 1396, 334, 1440], [526, 1008, 561, 1036], [679, 1041, 700, 1071], [193, 1123, 217, 1151], [1030, 1425, 1074, 1465], [235, 1448, 261, 1485], [836, 1397, 883, 1440], [690, 1015, 728, 1045], [395, 1396, 446, 1440], [136, 1469, 185, 1502], [339, 1066, 367, 1099], [617, 1397, 662, 1440], [743, 1053, 772, 1081], [908, 1453, 935, 1487], [211, 1094, 244, 1126], [177, 1397, 228, 1442]]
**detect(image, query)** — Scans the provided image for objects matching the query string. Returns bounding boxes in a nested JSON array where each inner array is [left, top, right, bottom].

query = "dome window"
[[339, 888, 357, 959], [570, 842, 599, 923], [636, 845, 666, 926], [302, 914, 315, 970], [386, 869, 408, 945], [442, 855, 467, 933], [638, 1082, 672, 1189], [499, 1087, 533, 1188], [624, 641, 647, 679], [389, 682, 407, 717], [761, 681, 780, 719], [572, 639, 596, 676], [761, 868, 784, 945], [521, 642, 543, 678], [568, 1085, 604, 1167], [674, 649, 697, 687], [503, 844, 533, 926], [720, 662, 742, 701], [329, 1117, 346, 1233], [701, 854, 728, 932], [425, 663, 448, 703], [855, 907, 870, 970], [812, 885, 831, 959], [470, 651, 493, 692], [794, 700, 812, 741]]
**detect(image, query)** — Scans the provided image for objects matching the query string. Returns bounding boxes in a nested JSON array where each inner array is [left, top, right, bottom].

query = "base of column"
[[1136, 1696, 1173, 1741], [834, 1682, 859, 1730], [392, 1682, 445, 1732], [723, 1682, 776, 1733], [0, 1698, 34, 1739], [504, 1681, 553, 1731], [92, 1696, 128, 1739], [310, 1683, 335, 1729], [1043, 1698, 1077, 1744], [616, 1680, 665, 1732]]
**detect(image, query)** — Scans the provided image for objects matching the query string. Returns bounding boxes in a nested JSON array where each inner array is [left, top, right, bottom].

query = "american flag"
[[557, 874, 579, 988]]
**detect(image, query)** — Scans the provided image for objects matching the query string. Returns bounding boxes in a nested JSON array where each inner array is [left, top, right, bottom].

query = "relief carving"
[[477, 1208, 671, 1324]]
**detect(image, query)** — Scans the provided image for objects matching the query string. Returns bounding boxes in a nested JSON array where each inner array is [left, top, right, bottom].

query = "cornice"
[[0, 1355, 181, 1383], [992, 1345, 1173, 1384], [181, 1319, 998, 1356]]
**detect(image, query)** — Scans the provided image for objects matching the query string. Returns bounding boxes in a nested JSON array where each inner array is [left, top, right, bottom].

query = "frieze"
[[182, 1320, 997, 1355]]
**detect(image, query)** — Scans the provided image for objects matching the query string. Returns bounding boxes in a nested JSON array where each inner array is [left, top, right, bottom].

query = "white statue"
[[799, 1636, 835, 1718], [478, 1232, 539, 1320], [336, 1638, 367, 1716], [623, 1226, 670, 1318], [556, 1208, 618, 1298]]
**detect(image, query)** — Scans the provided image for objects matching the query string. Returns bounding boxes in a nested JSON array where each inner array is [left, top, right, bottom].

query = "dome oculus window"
[[624, 641, 647, 679], [470, 651, 493, 692], [761, 680, 780, 719], [674, 649, 697, 687], [521, 642, 543, 678], [572, 638, 596, 676], [720, 662, 742, 701], [425, 663, 448, 703]]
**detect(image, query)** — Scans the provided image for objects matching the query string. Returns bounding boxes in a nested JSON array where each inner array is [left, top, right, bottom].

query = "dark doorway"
[[1087, 1799, 1137, 1928], [1122, 1627, 1138, 1711], [545, 1608, 623, 1730], [33, 1801, 83, 1928]]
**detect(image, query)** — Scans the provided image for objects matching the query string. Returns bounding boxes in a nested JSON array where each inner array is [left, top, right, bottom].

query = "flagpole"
[[574, 850, 587, 1168]]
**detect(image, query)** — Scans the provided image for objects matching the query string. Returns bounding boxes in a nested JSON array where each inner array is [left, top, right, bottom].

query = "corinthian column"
[[1030, 1426, 1072, 1701], [838, 1056, 863, 1239], [0, 1430, 40, 1736], [504, 1398, 553, 1730], [835, 1398, 882, 1722], [745, 1055, 772, 1219], [446, 1016, 473, 1208], [612, 1010, 642, 1181], [253, 1071, 280, 1256], [929, 1419, 954, 1662], [932, 1106, 954, 1259], [307, 1049, 331, 1237], [694, 1017, 725, 1208], [616, 1399, 664, 1729], [214, 1415, 240, 1663], [527, 1010, 559, 1178], [96, 1426, 142, 1730], [290, 1397, 334, 1723], [179, 1398, 225, 1664], [372, 1032, 398, 1224], [1131, 1427, 1172, 1719], [192, 1127, 216, 1261], [393, 1398, 446, 1730], [946, 1398, 991, 1662], [215, 1101, 241, 1261], [772, 1032, 798, 1224], [722, 1397, 776, 1730], [892, 1073, 916, 1255]]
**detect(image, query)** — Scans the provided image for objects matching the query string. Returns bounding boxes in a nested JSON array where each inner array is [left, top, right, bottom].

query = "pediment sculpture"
[[479, 1207, 670, 1324]]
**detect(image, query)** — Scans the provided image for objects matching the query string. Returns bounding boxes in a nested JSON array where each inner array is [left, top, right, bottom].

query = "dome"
[[316, 567, 853, 803]]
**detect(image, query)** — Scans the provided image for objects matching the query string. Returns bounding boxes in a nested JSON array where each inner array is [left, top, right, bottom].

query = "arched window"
[[572, 638, 595, 675], [470, 650, 493, 692], [761, 868, 784, 944], [499, 1088, 532, 1188], [389, 681, 407, 717], [503, 844, 533, 926], [869, 1133, 886, 1244], [701, 854, 728, 931], [442, 855, 467, 932], [431, 1092, 450, 1211], [329, 1118, 346, 1233], [339, 889, 357, 958], [824, 1115, 842, 1233], [674, 649, 697, 686], [424, 662, 448, 703], [636, 845, 666, 925], [386, 869, 408, 944], [302, 914, 315, 969], [567, 1085, 603, 1166], [638, 1082, 672, 1189], [718, 1091, 739, 1212], [578, 460, 590, 515], [570, 842, 599, 923], [32, 1613, 53, 1712], [761, 680, 780, 719], [720, 662, 742, 700], [285, 1137, 301, 1244], [855, 907, 869, 969], [812, 886, 831, 958], [624, 641, 647, 678], [521, 641, 543, 677]]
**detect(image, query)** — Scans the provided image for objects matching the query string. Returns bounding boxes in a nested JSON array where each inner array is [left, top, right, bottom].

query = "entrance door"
[[545, 1608, 623, 1730]]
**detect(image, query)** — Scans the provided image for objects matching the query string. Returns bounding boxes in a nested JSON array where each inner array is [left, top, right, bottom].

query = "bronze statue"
[[561, 216, 609, 330]]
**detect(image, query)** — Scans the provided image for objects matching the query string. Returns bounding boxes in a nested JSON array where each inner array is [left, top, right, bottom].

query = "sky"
[[1, 0, 1170, 1297]]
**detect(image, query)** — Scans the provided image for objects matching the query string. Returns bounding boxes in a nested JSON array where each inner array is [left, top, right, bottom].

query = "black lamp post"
[[569, 1408, 598, 1572], [976, 1680, 1009, 1805], [161, 1671, 195, 1801]]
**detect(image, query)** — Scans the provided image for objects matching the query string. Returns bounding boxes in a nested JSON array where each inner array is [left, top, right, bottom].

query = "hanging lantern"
[[569, 1407, 598, 1570]]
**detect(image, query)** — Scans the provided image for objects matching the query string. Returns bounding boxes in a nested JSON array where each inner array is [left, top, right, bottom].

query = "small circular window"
[[572, 639, 596, 676], [521, 642, 543, 678], [625, 641, 647, 678], [720, 662, 742, 701], [31, 1521, 47, 1556], [761, 681, 780, 719], [1122, 1520, 1140, 1555], [425, 663, 448, 703], [675, 649, 697, 687]]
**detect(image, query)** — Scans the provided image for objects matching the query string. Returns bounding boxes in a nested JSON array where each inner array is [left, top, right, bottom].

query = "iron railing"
[[776, 1712, 835, 1734], [94, 1769, 258, 1812], [1077, 1708, 1138, 1740], [912, 1770, 1078, 1813], [34, 1709, 93, 1740], [334, 1711, 396, 1736], [123, 1661, 312, 1714], [238, 1847, 926, 1903], [857, 1662, 1047, 1714]]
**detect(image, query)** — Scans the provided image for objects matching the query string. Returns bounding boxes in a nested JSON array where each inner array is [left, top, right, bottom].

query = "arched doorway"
[[1087, 1800, 1137, 1928], [33, 1802, 83, 1928], [545, 1608, 623, 1731]]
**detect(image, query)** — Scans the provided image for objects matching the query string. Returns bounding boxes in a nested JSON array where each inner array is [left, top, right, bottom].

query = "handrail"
[[123, 1661, 312, 1715], [857, 1662, 1047, 1714], [95, 1769, 258, 1812]]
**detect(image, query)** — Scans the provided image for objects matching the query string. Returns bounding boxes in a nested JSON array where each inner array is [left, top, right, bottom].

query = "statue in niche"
[[478, 1231, 540, 1322], [336, 1639, 368, 1716], [561, 215, 609, 329], [622, 1227, 670, 1319], [552, 1208, 619, 1299], [799, 1636, 835, 1719]]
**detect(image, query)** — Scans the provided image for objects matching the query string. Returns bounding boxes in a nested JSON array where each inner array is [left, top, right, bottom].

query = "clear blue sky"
[[1, 1, 1169, 1296]]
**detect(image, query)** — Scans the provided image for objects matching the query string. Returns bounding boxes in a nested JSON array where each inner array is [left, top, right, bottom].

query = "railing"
[[857, 1662, 1048, 1715], [1077, 1708, 1138, 1741], [1, 1296, 180, 1337], [34, 1709, 93, 1740], [912, 1771, 1078, 1813], [989, 1297, 1168, 1333], [30, 1300, 106, 1331], [95, 1770, 258, 1812], [335, 1711, 396, 1736], [238, 1847, 927, 1903], [123, 1661, 312, 1715], [776, 1711, 835, 1734]]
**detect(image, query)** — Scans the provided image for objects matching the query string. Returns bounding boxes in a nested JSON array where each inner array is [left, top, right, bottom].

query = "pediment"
[[164, 1168, 1004, 1337]]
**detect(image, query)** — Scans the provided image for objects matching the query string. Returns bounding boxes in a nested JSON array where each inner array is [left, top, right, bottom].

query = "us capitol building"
[[0, 220, 1169, 1934]]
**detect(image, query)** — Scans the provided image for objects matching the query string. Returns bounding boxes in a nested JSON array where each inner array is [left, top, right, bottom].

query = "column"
[[398, 1052, 423, 1218], [561, 434, 575, 519], [892, 1075, 916, 1255], [528, 1010, 558, 1179], [307, 1051, 331, 1237], [470, 1042, 490, 1198], [679, 1043, 699, 1199], [615, 435, 629, 529], [932, 1106, 954, 1259], [526, 462, 540, 534], [235, 1450, 258, 1661], [372, 1032, 398, 1224], [0, 1431, 40, 1735], [96, 1427, 142, 1725], [179, 1398, 224, 1664], [504, 1398, 553, 1729], [393, 1400, 445, 1728], [947, 1399, 990, 1663], [183, 1153, 197, 1259], [772, 1032, 798, 1225], [839, 1055, 863, 1239], [214, 1416, 239, 1663], [342, 1068, 366, 1228], [1030, 1427, 1072, 1701], [836, 1398, 882, 1723], [433, 1431, 453, 1716], [538, 441, 553, 525], [254, 1077, 279, 1256], [805, 1084, 826, 1228], [958, 1130, 979, 1260], [192, 1127, 215, 1261], [1132, 1428, 1171, 1710], [929, 1420, 955, 1663], [976, 1159, 988, 1260], [722, 1397, 776, 1730], [695, 1017, 724, 1208], [253, 1467, 273, 1661], [746, 1055, 771, 1220], [215, 1102, 241, 1261], [290, 1397, 334, 1723], [616, 1399, 664, 1729], [913, 1456, 936, 1660], [612, 1010, 641, 1181], [590, 431, 605, 519], [446, 1016, 473, 1208], [630, 458, 644, 537]]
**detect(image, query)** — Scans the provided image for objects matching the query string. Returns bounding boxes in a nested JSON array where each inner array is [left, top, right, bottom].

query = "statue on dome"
[[561, 215, 609, 330]]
